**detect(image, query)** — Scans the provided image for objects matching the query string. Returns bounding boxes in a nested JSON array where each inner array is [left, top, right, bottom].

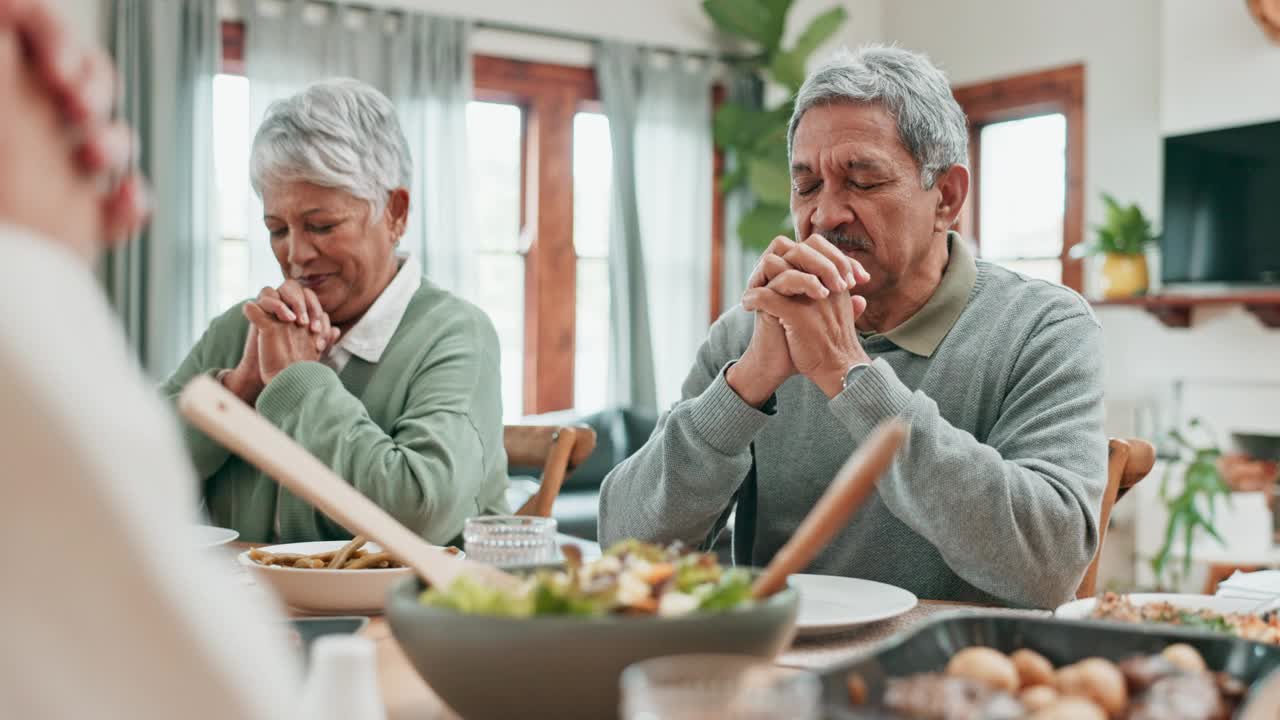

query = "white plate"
[[789, 574, 918, 637], [1055, 593, 1260, 620], [239, 540, 461, 615], [192, 524, 239, 548]]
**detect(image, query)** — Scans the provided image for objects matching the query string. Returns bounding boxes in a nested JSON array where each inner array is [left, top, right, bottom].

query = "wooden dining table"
[[233, 533, 1044, 720], [232, 541, 1280, 719]]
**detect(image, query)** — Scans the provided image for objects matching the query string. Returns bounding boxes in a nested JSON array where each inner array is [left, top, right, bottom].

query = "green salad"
[[419, 540, 754, 618]]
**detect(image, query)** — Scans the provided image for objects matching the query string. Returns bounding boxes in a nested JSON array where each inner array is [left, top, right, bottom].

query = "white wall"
[[1162, 0, 1280, 136], [235, 0, 884, 68]]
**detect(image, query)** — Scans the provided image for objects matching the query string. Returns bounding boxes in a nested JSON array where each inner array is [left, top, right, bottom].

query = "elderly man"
[[599, 46, 1106, 609]]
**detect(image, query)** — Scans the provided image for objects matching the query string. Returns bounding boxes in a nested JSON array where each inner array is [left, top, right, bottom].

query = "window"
[[953, 65, 1084, 291], [976, 113, 1066, 283], [572, 111, 612, 414], [472, 55, 604, 416], [466, 101, 525, 421], [213, 72, 252, 314]]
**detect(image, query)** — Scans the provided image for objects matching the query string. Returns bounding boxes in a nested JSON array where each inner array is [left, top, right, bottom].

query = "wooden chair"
[[1076, 437, 1157, 598], [504, 425, 598, 518]]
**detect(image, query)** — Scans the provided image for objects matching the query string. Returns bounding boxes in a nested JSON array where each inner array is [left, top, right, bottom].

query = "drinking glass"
[[462, 515, 557, 567], [620, 654, 821, 720]]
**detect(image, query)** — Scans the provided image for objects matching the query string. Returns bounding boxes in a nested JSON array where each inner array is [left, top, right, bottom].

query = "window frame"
[[952, 64, 1085, 292], [472, 55, 598, 415]]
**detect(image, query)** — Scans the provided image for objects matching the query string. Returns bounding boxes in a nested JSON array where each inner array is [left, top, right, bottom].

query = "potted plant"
[[702, 0, 848, 249], [1150, 419, 1232, 590], [1071, 193, 1156, 299]]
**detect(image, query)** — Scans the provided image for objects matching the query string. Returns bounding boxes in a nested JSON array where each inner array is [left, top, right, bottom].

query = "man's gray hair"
[[250, 78, 412, 216], [788, 45, 969, 189]]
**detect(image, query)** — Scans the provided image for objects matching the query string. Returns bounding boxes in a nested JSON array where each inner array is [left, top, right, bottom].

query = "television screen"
[[1162, 120, 1280, 286]]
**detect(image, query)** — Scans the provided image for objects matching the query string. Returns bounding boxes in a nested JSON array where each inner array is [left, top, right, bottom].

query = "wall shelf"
[[1092, 291, 1280, 328]]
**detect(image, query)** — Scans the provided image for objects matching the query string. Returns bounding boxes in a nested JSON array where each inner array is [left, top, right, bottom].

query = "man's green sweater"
[[162, 282, 509, 545]]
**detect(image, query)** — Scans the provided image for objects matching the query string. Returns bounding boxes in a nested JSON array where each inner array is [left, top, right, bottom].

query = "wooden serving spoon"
[[178, 374, 521, 593], [750, 419, 909, 599]]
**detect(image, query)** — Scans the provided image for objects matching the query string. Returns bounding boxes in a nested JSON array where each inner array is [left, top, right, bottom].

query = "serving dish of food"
[[419, 539, 752, 618], [1057, 592, 1280, 645], [388, 540, 798, 719], [822, 613, 1280, 718], [239, 536, 462, 614]]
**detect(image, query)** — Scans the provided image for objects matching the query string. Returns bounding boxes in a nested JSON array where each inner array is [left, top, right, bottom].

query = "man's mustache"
[[819, 231, 873, 252]]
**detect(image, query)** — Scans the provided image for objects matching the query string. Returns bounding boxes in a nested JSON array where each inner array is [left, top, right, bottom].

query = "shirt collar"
[[876, 231, 977, 358], [335, 253, 422, 365]]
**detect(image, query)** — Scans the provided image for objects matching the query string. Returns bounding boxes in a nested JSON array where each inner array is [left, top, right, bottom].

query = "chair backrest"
[[1077, 437, 1157, 598], [504, 425, 598, 518]]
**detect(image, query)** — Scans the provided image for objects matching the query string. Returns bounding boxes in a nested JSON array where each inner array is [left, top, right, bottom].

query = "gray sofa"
[[508, 407, 658, 541]]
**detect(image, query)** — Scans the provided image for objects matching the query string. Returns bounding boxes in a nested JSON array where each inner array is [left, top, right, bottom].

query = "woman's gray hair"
[[788, 45, 969, 189], [250, 78, 412, 216]]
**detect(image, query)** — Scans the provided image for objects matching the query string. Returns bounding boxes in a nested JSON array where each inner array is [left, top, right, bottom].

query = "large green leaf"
[[758, 0, 794, 21], [770, 6, 846, 89], [737, 203, 792, 250], [719, 162, 748, 194], [746, 153, 793, 206], [713, 103, 789, 151], [744, 106, 793, 156], [768, 51, 807, 92], [790, 6, 847, 61], [755, 0, 792, 50], [702, 0, 779, 48]]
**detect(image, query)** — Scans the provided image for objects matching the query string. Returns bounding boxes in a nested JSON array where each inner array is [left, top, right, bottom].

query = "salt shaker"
[[297, 635, 387, 720]]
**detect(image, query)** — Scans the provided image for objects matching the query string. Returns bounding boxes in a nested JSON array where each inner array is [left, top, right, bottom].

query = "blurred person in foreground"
[[161, 78, 508, 545], [599, 46, 1107, 609], [0, 2, 297, 717]]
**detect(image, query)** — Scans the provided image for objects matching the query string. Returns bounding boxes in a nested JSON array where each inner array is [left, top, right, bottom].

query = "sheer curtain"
[[719, 72, 766, 317], [635, 55, 715, 410], [596, 42, 656, 413], [106, 0, 219, 378], [596, 42, 715, 412], [239, 0, 472, 297]]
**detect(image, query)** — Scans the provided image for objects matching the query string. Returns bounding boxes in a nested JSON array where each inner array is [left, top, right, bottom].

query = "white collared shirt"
[[322, 253, 422, 374]]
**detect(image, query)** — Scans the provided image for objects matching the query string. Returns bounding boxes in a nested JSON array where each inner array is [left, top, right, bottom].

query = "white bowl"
[[239, 540, 460, 615], [1055, 593, 1260, 621], [191, 524, 239, 548]]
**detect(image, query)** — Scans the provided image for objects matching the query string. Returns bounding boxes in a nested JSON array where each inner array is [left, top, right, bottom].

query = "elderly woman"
[[163, 78, 509, 545]]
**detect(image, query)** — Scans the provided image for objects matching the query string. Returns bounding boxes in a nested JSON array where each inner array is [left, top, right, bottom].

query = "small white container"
[[298, 635, 386, 720]]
